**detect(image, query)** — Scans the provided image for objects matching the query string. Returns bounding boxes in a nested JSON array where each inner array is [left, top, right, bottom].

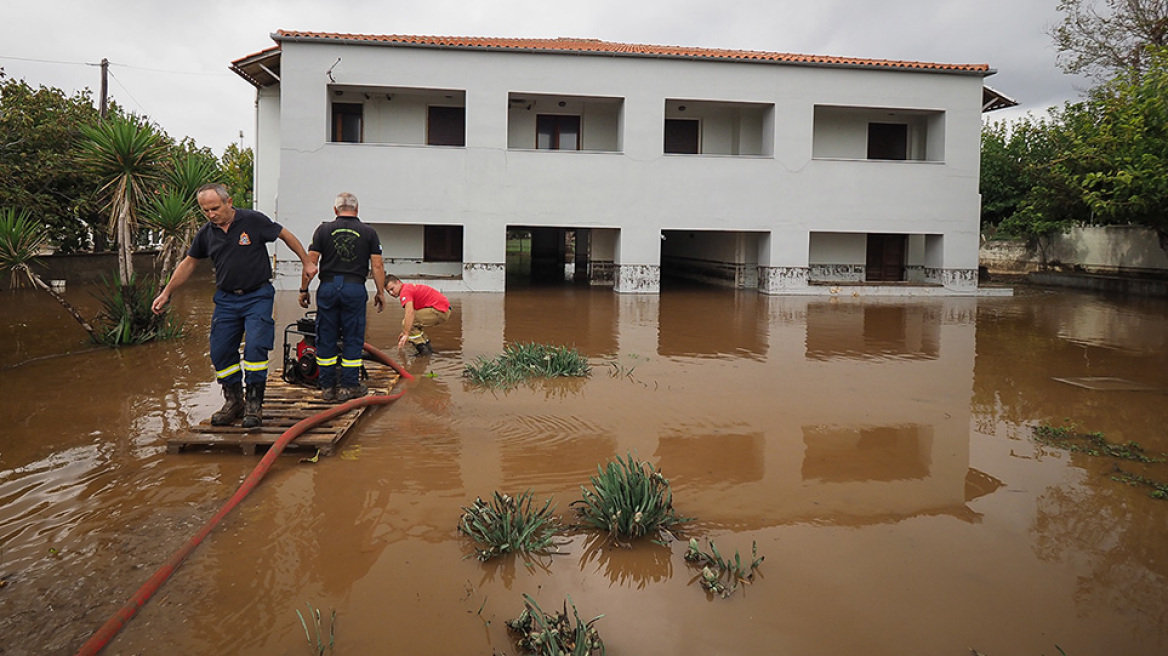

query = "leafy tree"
[[0, 207, 96, 337], [1054, 46, 1168, 239], [0, 75, 107, 253], [220, 143, 254, 209], [1051, 0, 1168, 79]]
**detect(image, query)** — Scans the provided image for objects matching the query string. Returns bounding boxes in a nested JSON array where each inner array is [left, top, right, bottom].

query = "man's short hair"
[[385, 274, 401, 285], [197, 183, 230, 202], [334, 192, 359, 212]]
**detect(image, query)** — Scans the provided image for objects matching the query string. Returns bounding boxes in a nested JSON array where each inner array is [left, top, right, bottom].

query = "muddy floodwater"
[[1, 279, 1166, 655]]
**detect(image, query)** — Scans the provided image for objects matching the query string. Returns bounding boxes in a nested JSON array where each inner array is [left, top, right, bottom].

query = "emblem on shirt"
[[239, 232, 251, 246]]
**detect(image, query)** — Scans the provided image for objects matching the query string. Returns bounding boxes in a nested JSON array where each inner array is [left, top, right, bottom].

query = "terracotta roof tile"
[[269, 31, 990, 74]]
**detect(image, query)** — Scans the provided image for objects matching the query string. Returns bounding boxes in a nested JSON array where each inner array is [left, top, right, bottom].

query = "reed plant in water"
[[506, 593, 605, 656], [463, 342, 590, 389], [683, 537, 765, 598], [573, 454, 691, 543], [458, 490, 564, 561], [295, 602, 335, 655]]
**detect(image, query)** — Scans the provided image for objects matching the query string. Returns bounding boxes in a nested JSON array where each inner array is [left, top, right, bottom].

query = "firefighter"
[[152, 183, 317, 429], [300, 192, 386, 402]]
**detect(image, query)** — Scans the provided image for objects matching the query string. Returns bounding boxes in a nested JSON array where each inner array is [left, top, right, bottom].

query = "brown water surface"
[[1, 281, 1166, 655]]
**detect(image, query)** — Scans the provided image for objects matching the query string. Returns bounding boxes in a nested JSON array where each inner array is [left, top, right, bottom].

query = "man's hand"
[[373, 291, 385, 313], [303, 261, 319, 279], [151, 291, 170, 315], [298, 291, 310, 309], [397, 333, 408, 349]]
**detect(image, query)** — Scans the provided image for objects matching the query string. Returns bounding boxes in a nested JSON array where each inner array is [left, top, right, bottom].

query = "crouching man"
[[384, 275, 450, 356]]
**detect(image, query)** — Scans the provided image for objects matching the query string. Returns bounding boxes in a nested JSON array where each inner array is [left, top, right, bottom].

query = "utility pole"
[[99, 58, 108, 119]]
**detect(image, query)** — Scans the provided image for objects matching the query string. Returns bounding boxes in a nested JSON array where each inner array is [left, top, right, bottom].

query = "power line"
[[0, 54, 231, 77]]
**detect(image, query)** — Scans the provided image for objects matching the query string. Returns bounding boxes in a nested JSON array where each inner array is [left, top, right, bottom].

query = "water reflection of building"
[[649, 297, 994, 528], [804, 301, 940, 361], [656, 288, 768, 358]]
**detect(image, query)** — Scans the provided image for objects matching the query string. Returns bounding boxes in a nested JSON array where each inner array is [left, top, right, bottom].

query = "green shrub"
[[683, 538, 765, 598], [458, 490, 563, 561], [463, 342, 590, 389], [506, 594, 604, 656], [573, 454, 691, 542]]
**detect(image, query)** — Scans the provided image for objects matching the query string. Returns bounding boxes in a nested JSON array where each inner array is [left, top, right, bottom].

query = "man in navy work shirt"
[[152, 183, 317, 429], [300, 192, 385, 402]]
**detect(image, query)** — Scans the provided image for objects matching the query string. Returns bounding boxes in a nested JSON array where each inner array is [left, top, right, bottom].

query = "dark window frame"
[[332, 102, 364, 143], [664, 118, 701, 154], [424, 225, 463, 262], [536, 114, 581, 150], [867, 122, 908, 160], [427, 106, 466, 146]]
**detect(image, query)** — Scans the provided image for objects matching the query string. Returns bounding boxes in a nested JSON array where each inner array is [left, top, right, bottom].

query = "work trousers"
[[407, 307, 451, 344], [315, 275, 368, 388], [210, 284, 275, 387]]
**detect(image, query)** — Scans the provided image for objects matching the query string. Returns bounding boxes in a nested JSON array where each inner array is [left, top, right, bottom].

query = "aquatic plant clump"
[[463, 342, 591, 389], [458, 490, 564, 561], [573, 454, 692, 542], [684, 538, 765, 598], [1033, 422, 1166, 463], [506, 594, 605, 656]]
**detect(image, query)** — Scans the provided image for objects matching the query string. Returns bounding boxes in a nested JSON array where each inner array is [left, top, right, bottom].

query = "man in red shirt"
[[385, 274, 451, 356]]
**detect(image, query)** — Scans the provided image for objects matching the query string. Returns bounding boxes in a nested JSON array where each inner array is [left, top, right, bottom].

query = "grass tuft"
[[506, 594, 604, 656], [683, 537, 765, 598], [458, 490, 564, 561], [573, 454, 692, 543], [463, 342, 590, 389]]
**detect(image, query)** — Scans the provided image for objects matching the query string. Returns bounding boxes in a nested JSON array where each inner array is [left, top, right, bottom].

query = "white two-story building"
[[230, 31, 1013, 295]]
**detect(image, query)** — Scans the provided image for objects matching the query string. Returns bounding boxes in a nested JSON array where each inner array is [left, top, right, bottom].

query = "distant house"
[[231, 31, 1014, 295]]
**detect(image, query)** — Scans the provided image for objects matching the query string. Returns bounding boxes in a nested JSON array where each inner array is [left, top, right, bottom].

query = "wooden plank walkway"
[[167, 364, 400, 456]]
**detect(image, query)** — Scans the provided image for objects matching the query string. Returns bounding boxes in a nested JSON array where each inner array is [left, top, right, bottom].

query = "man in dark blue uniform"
[[152, 183, 317, 429], [300, 192, 385, 402]]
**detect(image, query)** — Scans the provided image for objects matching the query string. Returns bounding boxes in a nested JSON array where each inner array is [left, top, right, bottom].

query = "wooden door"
[[865, 234, 907, 282]]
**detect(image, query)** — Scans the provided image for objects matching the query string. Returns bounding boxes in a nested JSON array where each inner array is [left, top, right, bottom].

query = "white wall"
[[269, 40, 986, 290]]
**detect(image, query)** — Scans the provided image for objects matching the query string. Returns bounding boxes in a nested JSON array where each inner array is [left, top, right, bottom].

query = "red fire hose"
[[75, 343, 413, 655]]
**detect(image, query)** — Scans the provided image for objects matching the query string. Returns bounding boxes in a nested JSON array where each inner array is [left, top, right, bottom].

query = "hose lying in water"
[[75, 342, 413, 656]]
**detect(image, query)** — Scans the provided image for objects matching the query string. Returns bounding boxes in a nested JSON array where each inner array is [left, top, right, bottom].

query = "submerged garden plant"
[[506, 594, 604, 656], [573, 454, 691, 543], [463, 342, 590, 389], [683, 538, 765, 598], [458, 490, 564, 561], [1032, 421, 1168, 500]]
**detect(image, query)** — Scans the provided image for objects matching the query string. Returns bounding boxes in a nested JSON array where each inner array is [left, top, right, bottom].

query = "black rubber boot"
[[413, 340, 435, 356], [211, 382, 245, 426], [241, 382, 265, 429]]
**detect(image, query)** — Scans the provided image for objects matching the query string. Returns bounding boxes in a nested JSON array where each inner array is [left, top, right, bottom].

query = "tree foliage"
[[981, 46, 1168, 255], [0, 74, 106, 253], [220, 142, 254, 209], [1051, 0, 1168, 79]]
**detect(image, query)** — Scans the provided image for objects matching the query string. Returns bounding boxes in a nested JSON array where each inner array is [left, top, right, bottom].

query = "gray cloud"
[[2, 0, 1091, 153]]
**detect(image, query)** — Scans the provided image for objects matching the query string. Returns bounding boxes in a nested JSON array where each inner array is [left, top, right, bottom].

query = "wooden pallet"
[[167, 364, 401, 456]]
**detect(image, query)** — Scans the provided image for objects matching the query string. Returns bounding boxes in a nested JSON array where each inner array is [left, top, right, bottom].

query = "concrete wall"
[[981, 226, 1168, 276], [264, 39, 987, 293]]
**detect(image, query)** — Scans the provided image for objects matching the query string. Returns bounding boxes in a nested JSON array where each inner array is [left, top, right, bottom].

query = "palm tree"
[[142, 190, 196, 291], [146, 151, 221, 290], [78, 115, 169, 286], [0, 207, 97, 337]]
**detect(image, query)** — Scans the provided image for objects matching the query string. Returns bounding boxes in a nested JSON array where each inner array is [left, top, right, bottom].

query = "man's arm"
[[279, 227, 319, 281], [299, 251, 321, 309], [152, 256, 200, 314], [371, 254, 386, 313], [398, 301, 415, 349]]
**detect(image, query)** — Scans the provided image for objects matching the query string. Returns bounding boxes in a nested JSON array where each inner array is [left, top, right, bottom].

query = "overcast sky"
[[1, 0, 1091, 156]]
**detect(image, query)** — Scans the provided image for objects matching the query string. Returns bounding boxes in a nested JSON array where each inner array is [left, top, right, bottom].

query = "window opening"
[[332, 103, 364, 143], [664, 119, 700, 154], [428, 106, 466, 146], [536, 115, 581, 150], [424, 226, 463, 262], [867, 123, 907, 160]]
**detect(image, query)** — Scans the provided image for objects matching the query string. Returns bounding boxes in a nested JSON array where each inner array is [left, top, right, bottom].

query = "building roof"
[[230, 31, 993, 88]]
